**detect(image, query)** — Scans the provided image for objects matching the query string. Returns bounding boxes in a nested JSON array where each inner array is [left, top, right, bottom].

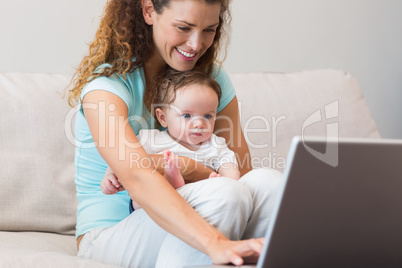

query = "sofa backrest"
[[230, 70, 380, 171], [0, 70, 380, 235], [0, 72, 76, 235]]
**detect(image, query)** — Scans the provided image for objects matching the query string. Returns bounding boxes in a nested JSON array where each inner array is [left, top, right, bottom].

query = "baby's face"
[[163, 84, 218, 150]]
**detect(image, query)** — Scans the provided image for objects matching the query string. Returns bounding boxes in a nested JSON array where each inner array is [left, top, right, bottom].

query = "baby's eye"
[[204, 114, 212, 119], [183, 114, 191, 118]]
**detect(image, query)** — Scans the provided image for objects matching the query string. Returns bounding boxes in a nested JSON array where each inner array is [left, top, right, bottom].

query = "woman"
[[68, 0, 282, 267]]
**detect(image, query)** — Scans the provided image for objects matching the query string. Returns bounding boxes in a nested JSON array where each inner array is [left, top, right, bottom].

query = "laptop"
[[187, 136, 402, 268]]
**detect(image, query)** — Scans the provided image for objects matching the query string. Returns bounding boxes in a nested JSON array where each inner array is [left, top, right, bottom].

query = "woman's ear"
[[155, 108, 168, 128], [142, 0, 155, 25]]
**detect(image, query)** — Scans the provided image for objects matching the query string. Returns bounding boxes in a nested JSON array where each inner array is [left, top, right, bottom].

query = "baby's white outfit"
[[137, 129, 238, 171]]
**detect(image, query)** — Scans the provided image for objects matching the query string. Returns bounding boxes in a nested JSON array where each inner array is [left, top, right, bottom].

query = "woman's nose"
[[187, 32, 202, 51]]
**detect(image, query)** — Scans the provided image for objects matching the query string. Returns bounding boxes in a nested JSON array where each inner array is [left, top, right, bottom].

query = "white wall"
[[1, 0, 401, 138], [225, 0, 402, 139], [0, 0, 106, 75]]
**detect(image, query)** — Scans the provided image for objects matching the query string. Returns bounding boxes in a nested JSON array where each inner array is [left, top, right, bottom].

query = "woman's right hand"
[[207, 237, 265, 266]]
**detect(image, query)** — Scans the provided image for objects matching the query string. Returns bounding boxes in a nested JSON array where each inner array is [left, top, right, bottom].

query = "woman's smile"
[[175, 47, 197, 61], [176, 48, 197, 58]]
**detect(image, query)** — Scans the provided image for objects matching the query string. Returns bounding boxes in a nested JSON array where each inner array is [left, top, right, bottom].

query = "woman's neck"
[[143, 51, 166, 112], [144, 52, 166, 87]]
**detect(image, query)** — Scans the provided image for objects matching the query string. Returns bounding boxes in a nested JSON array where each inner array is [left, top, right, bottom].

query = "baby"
[[101, 68, 240, 210]]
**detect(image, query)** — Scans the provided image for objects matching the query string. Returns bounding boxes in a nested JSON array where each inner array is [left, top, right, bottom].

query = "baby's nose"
[[192, 117, 205, 128]]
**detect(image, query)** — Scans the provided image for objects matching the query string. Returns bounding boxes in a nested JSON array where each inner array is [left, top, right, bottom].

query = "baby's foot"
[[163, 150, 185, 189], [209, 172, 222, 178]]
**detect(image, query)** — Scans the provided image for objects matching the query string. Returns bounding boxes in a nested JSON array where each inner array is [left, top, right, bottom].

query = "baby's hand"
[[209, 172, 222, 178], [101, 168, 125, 194]]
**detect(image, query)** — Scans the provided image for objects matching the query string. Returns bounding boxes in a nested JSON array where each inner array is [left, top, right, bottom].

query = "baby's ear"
[[155, 108, 168, 128]]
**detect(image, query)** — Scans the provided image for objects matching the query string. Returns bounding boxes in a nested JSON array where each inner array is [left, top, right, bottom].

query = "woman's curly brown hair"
[[67, 0, 232, 107]]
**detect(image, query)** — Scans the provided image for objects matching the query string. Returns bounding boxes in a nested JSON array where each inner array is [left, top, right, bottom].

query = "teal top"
[[74, 65, 236, 238]]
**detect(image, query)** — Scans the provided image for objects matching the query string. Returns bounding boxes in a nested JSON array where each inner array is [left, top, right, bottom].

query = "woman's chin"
[[167, 58, 199, 72], [168, 64, 195, 72]]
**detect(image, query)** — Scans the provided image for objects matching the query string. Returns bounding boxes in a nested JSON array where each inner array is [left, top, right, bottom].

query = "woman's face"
[[147, 0, 221, 71]]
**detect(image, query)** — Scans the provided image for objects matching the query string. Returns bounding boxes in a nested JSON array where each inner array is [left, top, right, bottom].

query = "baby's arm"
[[211, 134, 241, 180], [101, 167, 140, 209], [217, 162, 241, 180], [100, 167, 125, 194]]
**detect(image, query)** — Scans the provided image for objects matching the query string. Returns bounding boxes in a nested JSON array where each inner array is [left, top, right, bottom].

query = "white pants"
[[77, 168, 283, 268]]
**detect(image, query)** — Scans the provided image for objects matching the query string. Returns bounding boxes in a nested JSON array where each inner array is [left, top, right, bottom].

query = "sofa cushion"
[[230, 70, 380, 171], [0, 231, 120, 267], [0, 72, 76, 235]]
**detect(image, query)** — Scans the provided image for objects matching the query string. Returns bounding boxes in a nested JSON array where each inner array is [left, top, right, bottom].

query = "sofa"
[[0, 70, 380, 267]]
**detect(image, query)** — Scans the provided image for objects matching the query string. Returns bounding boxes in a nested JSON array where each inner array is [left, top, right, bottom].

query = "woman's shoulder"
[[210, 65, 236, 113], [81, 74, 133, 109], [211, 64, 229, 80], [211, 64, 233, 90], [81, 65, 145, 109], [87, 63, 144, 91]]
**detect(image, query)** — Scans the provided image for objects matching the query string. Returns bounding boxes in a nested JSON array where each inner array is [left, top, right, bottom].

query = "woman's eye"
[[183, 114, 191, 118], [204, 28, 216, 33], [178, 26, 190, 31]]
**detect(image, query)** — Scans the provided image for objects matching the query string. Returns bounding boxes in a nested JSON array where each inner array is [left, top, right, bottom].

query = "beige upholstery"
[[0, 232, 119, 267], [0, 70, 379, 266], [0, 73, 76, 235], [231, 70, 380, 171]]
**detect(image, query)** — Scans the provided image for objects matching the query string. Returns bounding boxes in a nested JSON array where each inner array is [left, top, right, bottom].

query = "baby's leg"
[[163, 150, 185, 189], [239, 168, 283, 239], [155, 177, 253, 267], [130, 151, 183, 211]]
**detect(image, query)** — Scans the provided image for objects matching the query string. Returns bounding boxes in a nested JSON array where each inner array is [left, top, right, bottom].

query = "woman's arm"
[[215, 96, 252, 176], [82, 90, 261, 265], [101, 154, 213, 193], [99, 149, 215, 194]]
